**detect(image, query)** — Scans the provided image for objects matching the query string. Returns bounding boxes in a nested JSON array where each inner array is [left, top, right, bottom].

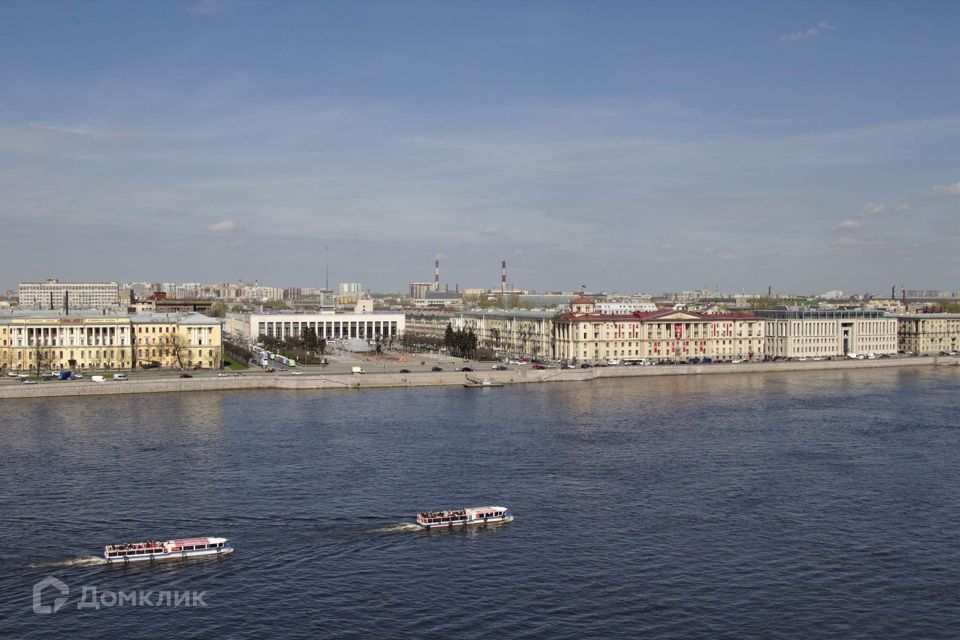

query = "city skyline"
[[2, 1, 959, 292]]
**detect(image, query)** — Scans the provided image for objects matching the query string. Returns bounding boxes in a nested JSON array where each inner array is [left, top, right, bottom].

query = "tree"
[[302, 327, 320, 352], [318, 337, 326, 355], [444, 323, 455, 352], [206, 301, 227, 318], [162, 333, 188, 370], [32, 340, 54, 378], [466, 328, 478, 356]]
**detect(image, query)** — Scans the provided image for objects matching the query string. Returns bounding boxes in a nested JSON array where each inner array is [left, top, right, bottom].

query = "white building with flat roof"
[[231, 311, 405, 343], [594, 301, 658, 314], [756, 308, 897, 358], [18, 278, 120, 310]]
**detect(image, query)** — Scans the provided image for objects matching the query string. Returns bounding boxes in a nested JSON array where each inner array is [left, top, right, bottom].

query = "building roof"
[[569, 297, 594, 305], [0, 309, 221, 325], [891, 313, 960, 319], [558, 309, 761, 322], [129, 312, 222, 325]]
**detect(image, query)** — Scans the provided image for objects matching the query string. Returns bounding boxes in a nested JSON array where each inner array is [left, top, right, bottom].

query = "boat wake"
[[26, 555, 106, 569], [370, 523, 421, 534]]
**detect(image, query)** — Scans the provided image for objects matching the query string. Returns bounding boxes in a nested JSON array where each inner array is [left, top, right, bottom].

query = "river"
[[2, 367, 959, 638]]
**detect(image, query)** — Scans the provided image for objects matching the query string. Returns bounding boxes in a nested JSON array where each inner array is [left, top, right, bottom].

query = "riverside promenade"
[[1, 356, 958, 400]]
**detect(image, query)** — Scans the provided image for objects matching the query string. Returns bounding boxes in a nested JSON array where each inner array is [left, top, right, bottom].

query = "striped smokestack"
[[501, 260, 506, 293], [434, 259, 440, 292]]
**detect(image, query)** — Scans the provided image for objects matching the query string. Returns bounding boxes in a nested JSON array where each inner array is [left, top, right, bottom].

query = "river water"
[[2, 367, 959, 638]]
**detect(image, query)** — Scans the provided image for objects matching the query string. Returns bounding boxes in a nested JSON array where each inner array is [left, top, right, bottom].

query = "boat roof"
[[173, 537, 226, 545], [466, 506, 508, 512]]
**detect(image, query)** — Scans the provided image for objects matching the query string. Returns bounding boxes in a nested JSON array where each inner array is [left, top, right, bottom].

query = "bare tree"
[[32, 341, 54, 378], [162, 333, 188, 370]]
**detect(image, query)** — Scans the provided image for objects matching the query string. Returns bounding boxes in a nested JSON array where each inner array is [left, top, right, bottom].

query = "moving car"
[[431, 366, 443, 372]]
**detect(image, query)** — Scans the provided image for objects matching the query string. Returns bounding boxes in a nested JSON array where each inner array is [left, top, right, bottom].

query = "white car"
[[217, 373, 231, 377], [290, 371, 303, 375]]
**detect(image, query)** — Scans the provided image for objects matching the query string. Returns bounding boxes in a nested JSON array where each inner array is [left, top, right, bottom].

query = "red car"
[[532, 364, 545, 370]]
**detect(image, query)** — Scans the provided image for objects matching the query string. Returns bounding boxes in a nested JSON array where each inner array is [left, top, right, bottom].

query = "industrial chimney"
[[501, 260, 507, 294], [434, 259, 440, 292], [64, 291, 69, 316]]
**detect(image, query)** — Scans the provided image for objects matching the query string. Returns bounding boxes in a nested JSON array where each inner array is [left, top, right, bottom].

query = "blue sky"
[[1, 1, 958, 294]]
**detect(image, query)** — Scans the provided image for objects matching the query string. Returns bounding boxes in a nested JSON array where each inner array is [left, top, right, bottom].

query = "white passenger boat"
[[416, 506, 513, 529], [104, 537, 233, 563]]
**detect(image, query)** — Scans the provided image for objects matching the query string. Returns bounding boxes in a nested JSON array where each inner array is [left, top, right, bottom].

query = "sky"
[[1, 0, 958, 295]]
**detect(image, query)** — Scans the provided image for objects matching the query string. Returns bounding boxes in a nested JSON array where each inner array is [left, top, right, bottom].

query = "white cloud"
[[834, 219, 862, 230], [779, 21, 836, 44], [930, 181, 960, 196], [206, 219, 238, 232], [862, 202, 909, 215], [478, 226, 504, 238]]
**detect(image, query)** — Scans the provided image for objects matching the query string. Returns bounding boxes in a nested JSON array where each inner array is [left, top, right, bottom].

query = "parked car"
[[290, 371, 303, 375], [399, 369, 411, 373], [265, 368, 276, 373], [459, 366, 473, 372], [179, 373, 193, 378], [580, 363, 592, 368], [431, 366, 443, 372], [532, 364, 545, 370]]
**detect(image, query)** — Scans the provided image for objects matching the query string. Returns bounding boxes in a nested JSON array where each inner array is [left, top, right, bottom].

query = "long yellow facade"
[[0, 311, 222, 373]]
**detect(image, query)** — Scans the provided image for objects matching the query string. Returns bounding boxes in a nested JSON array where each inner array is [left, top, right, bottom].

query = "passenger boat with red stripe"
[[416, 506, 513, 529], [104, 537, 233, 563]]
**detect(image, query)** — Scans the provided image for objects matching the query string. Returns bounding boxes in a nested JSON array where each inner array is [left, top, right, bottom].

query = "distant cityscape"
[[1, 262, 958, 375]]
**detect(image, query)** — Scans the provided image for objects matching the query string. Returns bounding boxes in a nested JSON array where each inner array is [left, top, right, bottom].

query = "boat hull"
[[105, 546, 234, 563], [417, 515, 514, 529]]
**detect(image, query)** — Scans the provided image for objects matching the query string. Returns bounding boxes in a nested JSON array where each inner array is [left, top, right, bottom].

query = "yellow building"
[[554, 298, 764, 363], [896, 314, 960, 354], [0, 311, 222, 373], [131, 313, 223, 370]]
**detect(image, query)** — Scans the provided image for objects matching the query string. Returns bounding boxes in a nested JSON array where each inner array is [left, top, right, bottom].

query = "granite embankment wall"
[[1, 356, 958, 400]]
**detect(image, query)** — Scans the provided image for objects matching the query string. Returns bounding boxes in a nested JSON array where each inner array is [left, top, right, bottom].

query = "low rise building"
[[756, 308, 896, 358], [0, 311, 222, 372], [457, 310, 555, 360], [233, 311, 405, 344], [895, 314, 960, 354], [554, 298, 764, 363]]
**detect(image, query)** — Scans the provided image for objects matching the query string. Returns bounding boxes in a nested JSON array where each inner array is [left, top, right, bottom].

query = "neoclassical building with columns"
[[0, 310, 222, 372], [553, 298, 765, 364]]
